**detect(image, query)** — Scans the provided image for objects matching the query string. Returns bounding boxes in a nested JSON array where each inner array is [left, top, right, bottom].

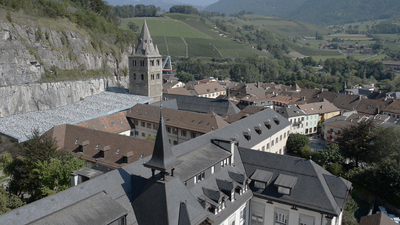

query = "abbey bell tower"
[[129, 20, 162, 102]]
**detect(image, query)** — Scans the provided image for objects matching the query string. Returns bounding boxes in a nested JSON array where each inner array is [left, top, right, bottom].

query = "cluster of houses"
[[2, 20, 400, 225]]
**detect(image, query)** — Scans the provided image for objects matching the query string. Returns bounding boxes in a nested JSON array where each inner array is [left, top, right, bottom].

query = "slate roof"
[[163, 94, 241, 116], [224, 106, 265, 124], [229, 83, 266, 100], [144, 112, 182, 172], [29, 191, 128, 225], [238, 148, 352, 216], [44, 124, 154, 169], [126, 104, 229, 133], [250, 169, 273, 183], [307, 91, 361, 111], [74, 111, 131, 134], [381, 99, 400, 114], [275, 105, 306, 118], [355, 98, 390, 115]]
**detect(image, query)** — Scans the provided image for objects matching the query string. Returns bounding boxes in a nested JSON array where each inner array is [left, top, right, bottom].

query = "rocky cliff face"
[[0, 12, 132, 86], [0, 11, 134, 117], [0, 76, 129, 117]]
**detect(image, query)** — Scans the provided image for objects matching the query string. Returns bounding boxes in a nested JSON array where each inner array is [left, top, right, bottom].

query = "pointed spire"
[[144, 109, 182, 174], [135, 20, 160, 57], [178, 202, 191, 225]]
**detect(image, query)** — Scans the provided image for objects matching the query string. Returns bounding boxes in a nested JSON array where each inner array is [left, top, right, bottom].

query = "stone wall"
[[0, 76, 129, 117]]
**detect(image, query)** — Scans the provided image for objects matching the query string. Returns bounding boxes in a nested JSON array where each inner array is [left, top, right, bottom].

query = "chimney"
[[78, 140, 89, 152]]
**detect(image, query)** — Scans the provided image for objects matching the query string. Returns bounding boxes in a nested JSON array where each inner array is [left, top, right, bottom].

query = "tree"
[[0, 186, 25, 215], [176, 71, 194, 83], [337, 120, 375, 168], [286, 133, 310, 152], [32, 154, 86, 198], [3, 131, 87, 202], [127, 21, 139, 32]]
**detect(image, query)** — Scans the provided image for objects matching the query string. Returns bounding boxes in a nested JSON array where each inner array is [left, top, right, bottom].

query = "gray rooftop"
[[0, 92, 151, 142], [29, 191, 128, 225], [250, 169, 273, 183], [274, 174, 298, 188]]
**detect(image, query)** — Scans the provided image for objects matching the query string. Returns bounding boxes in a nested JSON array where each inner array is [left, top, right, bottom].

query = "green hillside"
[[290, 0, 400, 25]]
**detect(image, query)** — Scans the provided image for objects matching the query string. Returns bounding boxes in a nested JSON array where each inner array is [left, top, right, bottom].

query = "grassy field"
[[120, 15, 397, 60]]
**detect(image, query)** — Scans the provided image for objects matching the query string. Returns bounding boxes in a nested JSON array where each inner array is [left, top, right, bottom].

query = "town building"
[[163, 94, 241, 116], [186, 82, 226, 98], [297, 104, 320, 135], [0, 106, 351, 225], [126, 104, 229, 145], [129, 20, 163, 102], [275, 105, 306, 134]]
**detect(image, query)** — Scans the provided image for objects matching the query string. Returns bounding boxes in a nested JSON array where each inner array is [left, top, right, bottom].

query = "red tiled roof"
[[75, 111, 131, 134], [126, 104, 229, 133], [45, 124, 154, 169]]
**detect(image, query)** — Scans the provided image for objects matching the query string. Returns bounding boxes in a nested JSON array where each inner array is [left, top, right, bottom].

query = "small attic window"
[[243, 132, 251, 141], [273, 118, 280, 125], [255, 127, 262, 135], [111, 122, 115, 126], [264, 122, 271, 130], [103, 124, 107, 128], [95, 144, 99, 149], [75, 139, 79, 144], [116, 149, 121, 154], [93, 126, 97, 130], [120, 119, 123, 123]]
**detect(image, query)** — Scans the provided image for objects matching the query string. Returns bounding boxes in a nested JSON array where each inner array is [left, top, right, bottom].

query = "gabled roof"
[[163, 94, 240, 116], [144, 112, 182, 172], [275, 105, 306, 118], [29, 191, 127, 225], [250, 169, 273, 183], [44, 124, 154, 169], [238, 148, 351, 216], [307, 91, 361, 111], [74, 111, 131, 134], [225, 106, 265, 124], [189, 82, 225, 95], [127, 104, 229, 133], [163, 87, 191, 96], [381, 99, 400, 114]]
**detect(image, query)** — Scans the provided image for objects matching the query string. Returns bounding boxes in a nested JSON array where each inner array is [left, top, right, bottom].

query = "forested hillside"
[[204, 0, 306, 18], [204, 0, 400, 25], [290, 0, 400, 25]]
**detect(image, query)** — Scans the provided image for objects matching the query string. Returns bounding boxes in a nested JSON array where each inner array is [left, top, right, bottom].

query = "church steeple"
[[134, 20, 160, 57], [144, 109, 182, 179]]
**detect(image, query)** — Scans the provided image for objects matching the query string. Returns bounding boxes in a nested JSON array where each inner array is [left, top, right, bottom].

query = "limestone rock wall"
[[0, 76, 129, 117], [0, 15, 132, 86]]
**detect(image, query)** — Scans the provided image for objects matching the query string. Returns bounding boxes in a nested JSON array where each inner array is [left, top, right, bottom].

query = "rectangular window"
[[272, 140, 274, 146], [191, 132, 196, 138], [141, 133, 145, 137], [141, 122, 145, 127], [300, 215, 315, 225], [147, 123, 151, 129], [240, 207, 246, 221], [254, 181, 265, 189], [134, 131, 138, 136], [173, 140, 178, 145], [262, 146, 265, 151], [133, 60, 136, 66], [267, 143, 270, 149], [211, 166, 215, 174], [156, 74, 160, 79], [167, 127, 171, 133], [275, 209, 288, 225], [173, 128, 178, 135], [280, 135, 282, 141], [284, 132, 286, 138], [276, 137, 278, 143], [153, 124, 158, 130], [181, 130, 186, 137]]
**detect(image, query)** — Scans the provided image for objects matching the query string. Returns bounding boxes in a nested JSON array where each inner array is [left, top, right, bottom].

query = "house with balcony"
[[275, 105, 306, 134]]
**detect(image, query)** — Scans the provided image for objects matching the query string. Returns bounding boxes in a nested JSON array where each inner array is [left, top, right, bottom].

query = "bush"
[[286, 133, 310, 152], [300, 145, 311, 158]]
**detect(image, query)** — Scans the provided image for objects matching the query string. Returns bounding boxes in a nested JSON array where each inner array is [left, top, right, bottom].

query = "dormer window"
[[243, 132, 251, 141], [255, 127, 262, 135], [254, 181, 266, 189], [274, 174, 298, 196], [273, 118, 280, 125], [264, 122, 271, 130], [75, 139, 79, 144]]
